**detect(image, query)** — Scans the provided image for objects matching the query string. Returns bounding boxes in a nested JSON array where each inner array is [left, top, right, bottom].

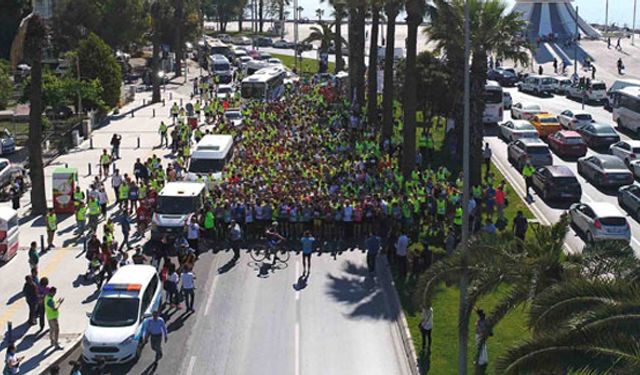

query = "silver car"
[[577, 155, 634, 188], [569, 202, 630, 243], [609, 140, 640, 166], [618, 185, 640, 219], [499, 120, 539, 142], [557, 109, 593, 130], [510, 102, 543, 120], [507, 138, 553, 171]]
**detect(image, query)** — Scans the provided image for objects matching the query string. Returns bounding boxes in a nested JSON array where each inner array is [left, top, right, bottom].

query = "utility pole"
[[633, 0, 637, 45], [574, 6, 579, 76], [76, 55, 82, 114], [294, 0, 299, 71], [458, 0, 471, 373], [604, 0, 609, 36]]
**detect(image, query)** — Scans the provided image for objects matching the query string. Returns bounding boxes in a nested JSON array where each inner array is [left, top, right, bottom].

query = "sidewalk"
[[0, 77, 196, 374]]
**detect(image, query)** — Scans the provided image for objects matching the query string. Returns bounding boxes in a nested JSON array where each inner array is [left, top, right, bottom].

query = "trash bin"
[[52, 167, 78, 214]]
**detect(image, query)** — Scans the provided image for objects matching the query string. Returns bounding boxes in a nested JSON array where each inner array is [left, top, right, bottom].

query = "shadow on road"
[[325, 260, 400, 321]]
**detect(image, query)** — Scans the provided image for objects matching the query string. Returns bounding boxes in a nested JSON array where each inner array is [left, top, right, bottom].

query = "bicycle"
[[250, 237, 290, 265]]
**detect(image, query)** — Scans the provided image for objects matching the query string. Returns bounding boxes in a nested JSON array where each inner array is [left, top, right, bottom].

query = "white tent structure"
[[511, 0, 600, 42]]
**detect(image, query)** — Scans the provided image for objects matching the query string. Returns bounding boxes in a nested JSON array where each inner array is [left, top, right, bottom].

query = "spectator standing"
[[301, 231, 315, 275], [28, 241, 39, 270], [420, 307, 433, 353], [45, 209, 57, 249], [228, 220, 242, 260], [111, 170, 123, 205], [23, 275, 38, 325], [365, 232, 381, 273], [186, 217, 200, 256], [110, 133, 122, 159], [45, 287, 64, 349], [118, 215, 131, 252], [180, 266, 196, 312], [36, 277, 50, 331], [513, 211, 528, 241], [395, 232, 409, 280], [3, 344, 24, 375], [475, 309, 490, 373], [483, 143, 492, 175]]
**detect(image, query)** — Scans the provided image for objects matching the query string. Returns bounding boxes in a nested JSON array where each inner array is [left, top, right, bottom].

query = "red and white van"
[[0, 207, 19, 262]]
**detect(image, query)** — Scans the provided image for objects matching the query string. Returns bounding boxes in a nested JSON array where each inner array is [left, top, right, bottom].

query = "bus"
[[203, 37, 233, 62], [241, 66, 287, 101], [483, 80, 504, 124], [612, 86, 640, 135]]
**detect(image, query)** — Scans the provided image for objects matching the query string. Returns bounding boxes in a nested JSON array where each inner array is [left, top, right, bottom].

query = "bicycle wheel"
[[277, 249, 290, 263], [250, 244, 268, 262]]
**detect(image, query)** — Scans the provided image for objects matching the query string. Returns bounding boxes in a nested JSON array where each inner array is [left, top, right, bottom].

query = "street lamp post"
[[633, 0, 637, 46], [574, 6, 579, 76]]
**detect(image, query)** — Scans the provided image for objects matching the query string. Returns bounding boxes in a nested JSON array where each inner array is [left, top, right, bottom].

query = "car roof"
[[591, 122, 615, 129], [619, 140, 640, 147], [522, 103, 541, 109], [102, 265, 158, 297], [519, 138, 546, 145], [535, 113, 556, 119], [509, 120, 534, 127], [584, 202, 624, 217], [159, 181, 207, 196], [558, 130, 581, 137], [544, 165, 575, 177]]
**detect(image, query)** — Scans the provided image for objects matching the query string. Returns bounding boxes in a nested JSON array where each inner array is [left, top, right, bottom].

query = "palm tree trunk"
[[402, 4, 421, 175], [367, 4, 380, 128], [348, 9, 355, 102], [334, 9, 344, 73], [239, 12, 244, 31], [151, 3, 161, 103], [381, 3, 398, 144], [174, 0, 183, 77], [470, 49, 486, 186], [355, 8, 366, 112], [25, 18, 47, 215], [258, 0, 264, 33]]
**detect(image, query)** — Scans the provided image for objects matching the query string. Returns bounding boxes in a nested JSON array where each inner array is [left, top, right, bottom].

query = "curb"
[[37, 336, 82, 375], [378, 256, 420, 375]]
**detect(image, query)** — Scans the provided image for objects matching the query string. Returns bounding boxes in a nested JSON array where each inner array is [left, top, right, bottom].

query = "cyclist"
[[265, 221, 286, 263]]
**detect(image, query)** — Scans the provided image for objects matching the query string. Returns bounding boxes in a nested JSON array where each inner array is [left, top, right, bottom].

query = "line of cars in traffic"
[[499, 100, 637, 243]]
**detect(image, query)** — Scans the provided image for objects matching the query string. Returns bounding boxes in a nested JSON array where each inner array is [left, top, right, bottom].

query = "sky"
[[299, 0, 638, 28]]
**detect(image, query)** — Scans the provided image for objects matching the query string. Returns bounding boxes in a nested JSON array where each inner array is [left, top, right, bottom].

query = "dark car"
[[577, 154, 634, 188], [618, 184, 640, 218], [531, 165, 582, 201], [487, 68, 519, 86], [547, 130, 588, 158], [576, 122, 620, 149], [253, 37, 273, 47]]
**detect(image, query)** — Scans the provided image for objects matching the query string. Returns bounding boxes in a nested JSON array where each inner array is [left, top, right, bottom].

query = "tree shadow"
[[325, 260, 400, 321]]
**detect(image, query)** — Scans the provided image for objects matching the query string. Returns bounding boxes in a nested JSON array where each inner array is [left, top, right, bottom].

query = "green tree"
[[0, 0, 31, 60], [0, 60, 12, 110], [497, 279, 640, 374], [302, 22, 345, 73], [320, 0, 346, 73], [20, 70, 106, 113], [77, 33, 122, 108], [381, 0, 402, 143]]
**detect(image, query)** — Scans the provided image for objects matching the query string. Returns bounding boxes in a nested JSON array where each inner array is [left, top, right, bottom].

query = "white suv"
[[518, 75, 556, 96], [569, 202, 630, 243]]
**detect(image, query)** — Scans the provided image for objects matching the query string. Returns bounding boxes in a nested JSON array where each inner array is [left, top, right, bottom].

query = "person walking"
[[395, 232, 409, 280], [118, 215, 131, 252], [75, 201, 86, 235], [228, 220, 242, 260], [110, 134, 122, 160], [513, 211, 528, 241], [522, 159, 535, 200], [420, 306, 433, 353], [186, 217, 200, 256], [552, 58, 557, 73], [615, 37, 622, 51], [475, 309, 490, 373], [144, 310, 168, 362], [617, 58, 625, 75], [365, 232, 381, 273], [45, 209, 57, 249], [538, 65, 543, 75], [180, 266, 195, 312], [99, 149, 111, 179], [482, 143, 492, 175], [591, 65, 596, 80], [301, 231, 314, 275], [158, 121, 168, 148], [3, 344, 24, 375], [23, 275, 38, 325], [45, 287, 64, 349], [28, 241, 39, 270]]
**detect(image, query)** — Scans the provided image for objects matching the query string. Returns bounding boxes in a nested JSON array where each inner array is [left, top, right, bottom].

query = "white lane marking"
[[295, 260, 301, 301], [295, 321, 301, 375], [185, 356, 196, 375], [204, 273, 219, 317]]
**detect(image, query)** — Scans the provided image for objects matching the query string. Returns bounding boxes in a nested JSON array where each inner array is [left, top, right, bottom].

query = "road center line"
[[295, 259, 301, 375], [204, 259, 220, 317], [185, 356, 196, 375]]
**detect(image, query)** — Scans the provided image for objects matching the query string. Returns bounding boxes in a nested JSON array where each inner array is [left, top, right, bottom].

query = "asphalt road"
[[57, 246, 412, 375], [486, 86, 640, 255]]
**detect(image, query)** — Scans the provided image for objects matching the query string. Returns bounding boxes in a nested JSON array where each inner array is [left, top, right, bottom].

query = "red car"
[[547, 130, 588, 158]]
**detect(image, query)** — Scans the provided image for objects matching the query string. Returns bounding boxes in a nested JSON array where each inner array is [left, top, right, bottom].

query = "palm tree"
[[22, 14, 48, 215], [346, 0, 367, 112], [381, 0, 402, 143], [322, 0, 346, 73], [497, 279, 640, 374], [366, 0, 382, 128], [151, 1, 162, 103], [315, 8, 324, 22], [303, 22, 344, 72]]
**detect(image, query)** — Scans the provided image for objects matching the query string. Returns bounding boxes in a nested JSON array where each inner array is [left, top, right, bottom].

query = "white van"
[[613, 86, 640, 136], [82, 265, 162, 364], [518, 74, 556, 96], [151, 182, 206, 239], [0, 207, 19, 262], [208, 54, 233, 84], [605, 78, 640, 110], [186, 135, 234, 186]]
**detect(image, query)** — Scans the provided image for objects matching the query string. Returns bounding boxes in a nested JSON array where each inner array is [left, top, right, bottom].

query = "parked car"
[[569, 202, 630, 243], [553, 78, 573, 95], [507, 138, 553, 171], [618, 184, 640, 218], [557, 109, 593, 130], [609, 140, 640, 166], [510, 102, 543, 120], [215, 84, 235, 99], [565, 80, 607, 103], [267, 58, 283, 65], [577, 154, 634, 188], [258, 52, 272, 61], [498, 120, 539, 142], [231, 36, 252, 45], [253, 36, 273, 47], [576, 122, 620, 149], [273, 39, 293, 49], [531, 165, 582, 201], [223, 109, 243, 127], [547, 130, 587, 158], [502, 92, 512, 109], [529, 113, 562, 138], [518, 74, 556, 96], [487, 68, 519, 87], [218, 34, 233, 44], [629, 159, 640, 180]]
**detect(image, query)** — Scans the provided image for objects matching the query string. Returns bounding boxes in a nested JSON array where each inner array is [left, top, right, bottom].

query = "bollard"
[[137, 137, 140, 149], [143, 98, 146, 106], [162, 99, 165, 107], [113, 163, 117, 174], [180, 98, 183, 106], [7, 322, 12, 345], [131, 110, 134, 118], [83, 238, 87, 254], [153, 109, 156, 118], [89, 137, 93, 149], [65, 163, 68, 168], [169, 92, 173, 101], [40, 234, 45, 253], [88, 163, 92, 176]]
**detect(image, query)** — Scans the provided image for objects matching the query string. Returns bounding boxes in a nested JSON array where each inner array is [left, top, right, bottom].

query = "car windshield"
[[595, 126, 617, 135], [91, 298, 139, 327], [225, 112, 241, 119], [602, 158, 626, 169], [213, 63, 230, 71], [524, 105, 541, 111], [515, 123, 535, 130], [555, 176, 579, 185], [484, 90, 502, 104], [156, 196, 198, 215], [527, 146, 549, 154], [575, 114, 592, 121], [564, 137, 583, 144], [539, 117, 558, 124], [217, 87, 232, 94], [633, 147, 640, 154], [592, 83, 606, 90], [188, 158, 225, 174], [600, 217, 626, 226]]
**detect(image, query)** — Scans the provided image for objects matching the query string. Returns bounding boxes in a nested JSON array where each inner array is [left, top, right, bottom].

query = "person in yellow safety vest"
[[139, 184, 147, 200], [436, 197, 446, 221], [183, 145, 191, 160], [119, 183, 130, 211], [453, 205, 463, 236], [75, 202, 86, 235], [73, 186, 85, 207], [99, 149, 111, 179], [522, 159, 536, 199], [159, 121, 168, 148], [195, 101, 201, 118], [46, 208, 57, 249], [170, 103, 179, 123], [104, 218, 115, 236], [472, 185, 482, 200], [44, 287, 64, 349], [88, 197, 100, 233]]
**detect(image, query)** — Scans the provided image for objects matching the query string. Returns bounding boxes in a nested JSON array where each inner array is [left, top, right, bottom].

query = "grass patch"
[[270, 53, 336, 76]]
